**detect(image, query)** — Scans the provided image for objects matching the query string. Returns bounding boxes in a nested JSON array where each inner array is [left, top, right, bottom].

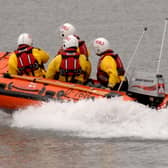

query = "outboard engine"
[[127, 71, 165, 108]]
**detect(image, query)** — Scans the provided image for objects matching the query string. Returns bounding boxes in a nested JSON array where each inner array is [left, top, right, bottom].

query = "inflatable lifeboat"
[[0, 52, 133, 113], [0, 52, 167, 113]]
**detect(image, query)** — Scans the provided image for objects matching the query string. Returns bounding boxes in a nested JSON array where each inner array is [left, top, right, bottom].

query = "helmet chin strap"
[[96, 52, 102, 56], [96, 48, 101, 55]]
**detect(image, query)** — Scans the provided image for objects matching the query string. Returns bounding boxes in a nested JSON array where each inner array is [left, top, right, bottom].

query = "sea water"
[[1, 0, 168, 167]]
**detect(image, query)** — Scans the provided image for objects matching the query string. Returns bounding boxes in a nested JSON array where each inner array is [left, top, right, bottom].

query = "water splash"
[[8, 97, 168, 139]]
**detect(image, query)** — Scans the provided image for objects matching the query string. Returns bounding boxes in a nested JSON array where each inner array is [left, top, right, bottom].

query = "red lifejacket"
[[74, 35, 89, 58], [55, 48, 83, 82], [97, 50, 125, 86], [78, 40, 89, 58], [15, 44, 39, 75]]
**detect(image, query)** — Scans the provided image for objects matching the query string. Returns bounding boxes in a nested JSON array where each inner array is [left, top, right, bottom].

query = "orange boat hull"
[[0, 94, 42, 111], [0, 73, 134, 113]]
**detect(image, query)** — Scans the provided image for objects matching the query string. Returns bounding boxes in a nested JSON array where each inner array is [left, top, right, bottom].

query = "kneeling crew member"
[[93, 37, 128, 91], [46, 35, 91, 84], [8, 33, 50, 77], [58, 22, 90, 58]]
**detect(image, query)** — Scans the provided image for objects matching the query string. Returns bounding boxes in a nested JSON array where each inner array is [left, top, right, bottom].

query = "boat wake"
[[1, 97, 168, 139]]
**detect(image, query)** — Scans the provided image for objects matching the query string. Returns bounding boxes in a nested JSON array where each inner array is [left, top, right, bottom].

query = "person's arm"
[[101, 56, 119, 88], [46, 55, 61, 79], [8, 53, 18, 75], [80, 55, 91, 79], [33, 48, 50, 65]]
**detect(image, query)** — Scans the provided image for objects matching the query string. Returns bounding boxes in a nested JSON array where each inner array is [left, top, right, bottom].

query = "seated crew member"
[[92, 37, 128, 91], [8, 33, 50, 77], [57, 22, 90, 59], [46, 35, 91, 84]]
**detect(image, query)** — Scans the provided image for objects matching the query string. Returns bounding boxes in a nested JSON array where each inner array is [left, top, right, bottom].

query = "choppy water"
[[1, 0, 168, 168], [1, 99, 168, 168]]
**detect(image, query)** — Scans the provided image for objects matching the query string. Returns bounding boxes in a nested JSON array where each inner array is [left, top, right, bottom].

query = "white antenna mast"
[[156, 18, 168, 74], [118, 27, 147, 91]]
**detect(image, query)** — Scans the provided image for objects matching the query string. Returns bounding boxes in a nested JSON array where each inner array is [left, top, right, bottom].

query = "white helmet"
[[59, 23, 76, 38], [17, 33, 33, 46], [93, 37, 110, 55], [63, 35, 79, 50]]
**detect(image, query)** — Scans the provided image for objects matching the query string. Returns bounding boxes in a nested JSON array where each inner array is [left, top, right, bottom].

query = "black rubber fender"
[[45, 90, 56, 98], [105, 92, 122, 99], [0, 83, 6, 89]]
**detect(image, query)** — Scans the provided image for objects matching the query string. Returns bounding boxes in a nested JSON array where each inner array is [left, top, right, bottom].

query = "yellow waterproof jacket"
[[8, 47, 50, 77], [98, 55, 125, 88], [46, 54, 91, 84]]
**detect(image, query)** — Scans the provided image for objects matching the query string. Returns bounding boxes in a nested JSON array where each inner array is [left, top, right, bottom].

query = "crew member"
[[57, 22, 90, 58], [8, 33, 50, 77], [46, 35, 91, 84], [93, 37, 128, 91]]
